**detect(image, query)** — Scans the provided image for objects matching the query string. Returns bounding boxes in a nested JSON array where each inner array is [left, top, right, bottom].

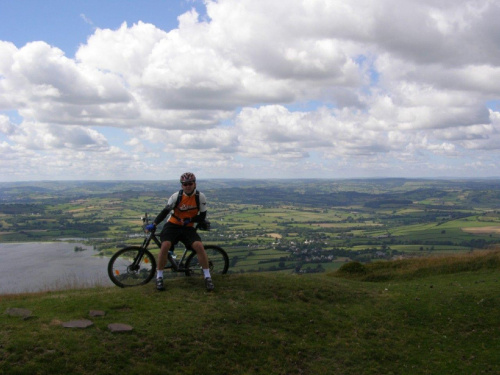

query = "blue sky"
[[0, 0, 499, 181], [0, 0, 199, 55]]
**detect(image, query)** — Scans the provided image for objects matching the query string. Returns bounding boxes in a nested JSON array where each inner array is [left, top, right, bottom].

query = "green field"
[[1, 179, 499, 274]]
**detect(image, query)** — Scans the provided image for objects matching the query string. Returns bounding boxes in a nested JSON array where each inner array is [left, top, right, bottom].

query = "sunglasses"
[[182, 182, 194, 186]]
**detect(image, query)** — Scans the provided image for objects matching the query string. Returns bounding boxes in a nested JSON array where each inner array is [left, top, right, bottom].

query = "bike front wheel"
[[107, 246, 156, 287], [185, 245, 229, 277]]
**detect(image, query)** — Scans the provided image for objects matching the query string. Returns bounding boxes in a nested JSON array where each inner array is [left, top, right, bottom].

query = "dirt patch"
[[461, 226, 500, 234], [268, 233, 282, 239]]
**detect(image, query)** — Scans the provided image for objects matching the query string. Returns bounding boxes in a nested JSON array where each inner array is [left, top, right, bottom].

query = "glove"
[[145, 224, 156, 232], [197, 220, 211, 231], [182, 218, 191, 226]]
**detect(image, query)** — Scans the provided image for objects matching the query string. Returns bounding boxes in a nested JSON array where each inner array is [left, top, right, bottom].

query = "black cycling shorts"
[[159, 222, 202, 248]]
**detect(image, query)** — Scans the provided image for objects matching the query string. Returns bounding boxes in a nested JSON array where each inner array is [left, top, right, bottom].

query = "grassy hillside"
[[1, 250, 500, 375]]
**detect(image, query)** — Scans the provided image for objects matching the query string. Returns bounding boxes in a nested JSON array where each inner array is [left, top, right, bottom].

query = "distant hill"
[[2, 178, 500, 208]]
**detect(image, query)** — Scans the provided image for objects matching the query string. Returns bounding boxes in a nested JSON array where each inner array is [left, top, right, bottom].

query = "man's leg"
[[191, 241, 214, 291], [156, 240, 171, 291], [157, 241, 172, 271], [191, 241, 209, 269]]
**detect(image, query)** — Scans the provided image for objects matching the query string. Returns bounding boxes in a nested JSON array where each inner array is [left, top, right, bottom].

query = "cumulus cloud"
[[0, 0, 499, 180], [0, 118, 109, 151]]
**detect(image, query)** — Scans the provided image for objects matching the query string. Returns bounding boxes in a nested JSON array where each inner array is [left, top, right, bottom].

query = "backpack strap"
[[195, 190, 200, 210], [175, 189, 183, 208]]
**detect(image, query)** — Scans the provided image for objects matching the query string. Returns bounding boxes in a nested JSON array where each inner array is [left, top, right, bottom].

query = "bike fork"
[[130, 250, 146, 271]]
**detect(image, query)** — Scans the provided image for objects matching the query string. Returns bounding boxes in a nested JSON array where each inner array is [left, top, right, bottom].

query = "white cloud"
[[0, 0, 499, 180], [80, 14, 94, 26], [2, 119, 109, 151]]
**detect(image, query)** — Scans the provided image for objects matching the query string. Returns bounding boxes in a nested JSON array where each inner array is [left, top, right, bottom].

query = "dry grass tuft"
[[334, 247, 500, 282]]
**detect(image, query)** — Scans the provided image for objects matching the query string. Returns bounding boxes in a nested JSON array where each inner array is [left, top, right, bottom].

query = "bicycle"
[[107, 213, 229, 288]]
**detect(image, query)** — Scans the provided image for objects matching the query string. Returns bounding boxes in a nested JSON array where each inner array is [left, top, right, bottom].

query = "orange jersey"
[[168, 193, 199, 226]]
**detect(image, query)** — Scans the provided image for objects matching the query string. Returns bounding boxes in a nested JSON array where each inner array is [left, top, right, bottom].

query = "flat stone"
[[5, 308, 32, 318], [62, 319, 94, 328], [89, 310, 106, 317], [108, 323, 133, 333]]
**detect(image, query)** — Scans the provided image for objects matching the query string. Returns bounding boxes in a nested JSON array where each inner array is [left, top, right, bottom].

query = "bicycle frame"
[[138, 227, 195, 273]]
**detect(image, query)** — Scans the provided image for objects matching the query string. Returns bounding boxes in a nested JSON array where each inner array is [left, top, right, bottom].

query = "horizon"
[[1, 0, 499, 181], [2, 176, 500, 185]]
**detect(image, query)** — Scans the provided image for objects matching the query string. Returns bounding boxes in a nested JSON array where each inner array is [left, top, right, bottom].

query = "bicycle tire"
[[185, 245, 229, 277], [108, 246, 156, 288]]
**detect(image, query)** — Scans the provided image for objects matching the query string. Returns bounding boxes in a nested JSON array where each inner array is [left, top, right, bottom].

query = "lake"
[[0, 242, 113, 294]]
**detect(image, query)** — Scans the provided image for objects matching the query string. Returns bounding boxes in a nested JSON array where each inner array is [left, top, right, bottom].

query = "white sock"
[[157, 270, 163, 279], [203, 269, 211, 279]]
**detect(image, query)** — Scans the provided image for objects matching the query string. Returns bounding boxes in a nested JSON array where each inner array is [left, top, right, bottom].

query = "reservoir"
[[0, 242, 113, 294]]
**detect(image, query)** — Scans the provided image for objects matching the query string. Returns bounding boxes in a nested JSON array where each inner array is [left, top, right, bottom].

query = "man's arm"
[[153, 192, 178, 225], [192, 192, 207, 222], [191, 211, 207, 222], [153, 206, 170, 225]]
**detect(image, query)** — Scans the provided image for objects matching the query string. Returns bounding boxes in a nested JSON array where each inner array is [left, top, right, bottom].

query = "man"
[[146, 172, 214, 291]]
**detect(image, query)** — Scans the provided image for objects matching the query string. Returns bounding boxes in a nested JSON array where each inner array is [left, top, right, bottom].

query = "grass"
[[335, 249, 500, 282], [1, 250, 500, 374]]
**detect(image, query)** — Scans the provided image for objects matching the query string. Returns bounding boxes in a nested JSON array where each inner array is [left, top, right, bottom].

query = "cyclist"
[[146, 172, 214, 291]]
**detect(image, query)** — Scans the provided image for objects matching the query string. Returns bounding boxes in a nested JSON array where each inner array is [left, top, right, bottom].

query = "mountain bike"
[[107, 213, 229, 288]]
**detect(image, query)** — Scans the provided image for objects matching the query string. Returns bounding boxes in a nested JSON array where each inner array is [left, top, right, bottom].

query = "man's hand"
[[145, 223, 156, 232], [182, 218, 191, 226], [197, 220, 211, 231]]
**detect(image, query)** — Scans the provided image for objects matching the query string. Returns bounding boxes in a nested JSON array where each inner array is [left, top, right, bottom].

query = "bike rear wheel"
[[107, 246, 156, 287], [185, 245, 229, 277]]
